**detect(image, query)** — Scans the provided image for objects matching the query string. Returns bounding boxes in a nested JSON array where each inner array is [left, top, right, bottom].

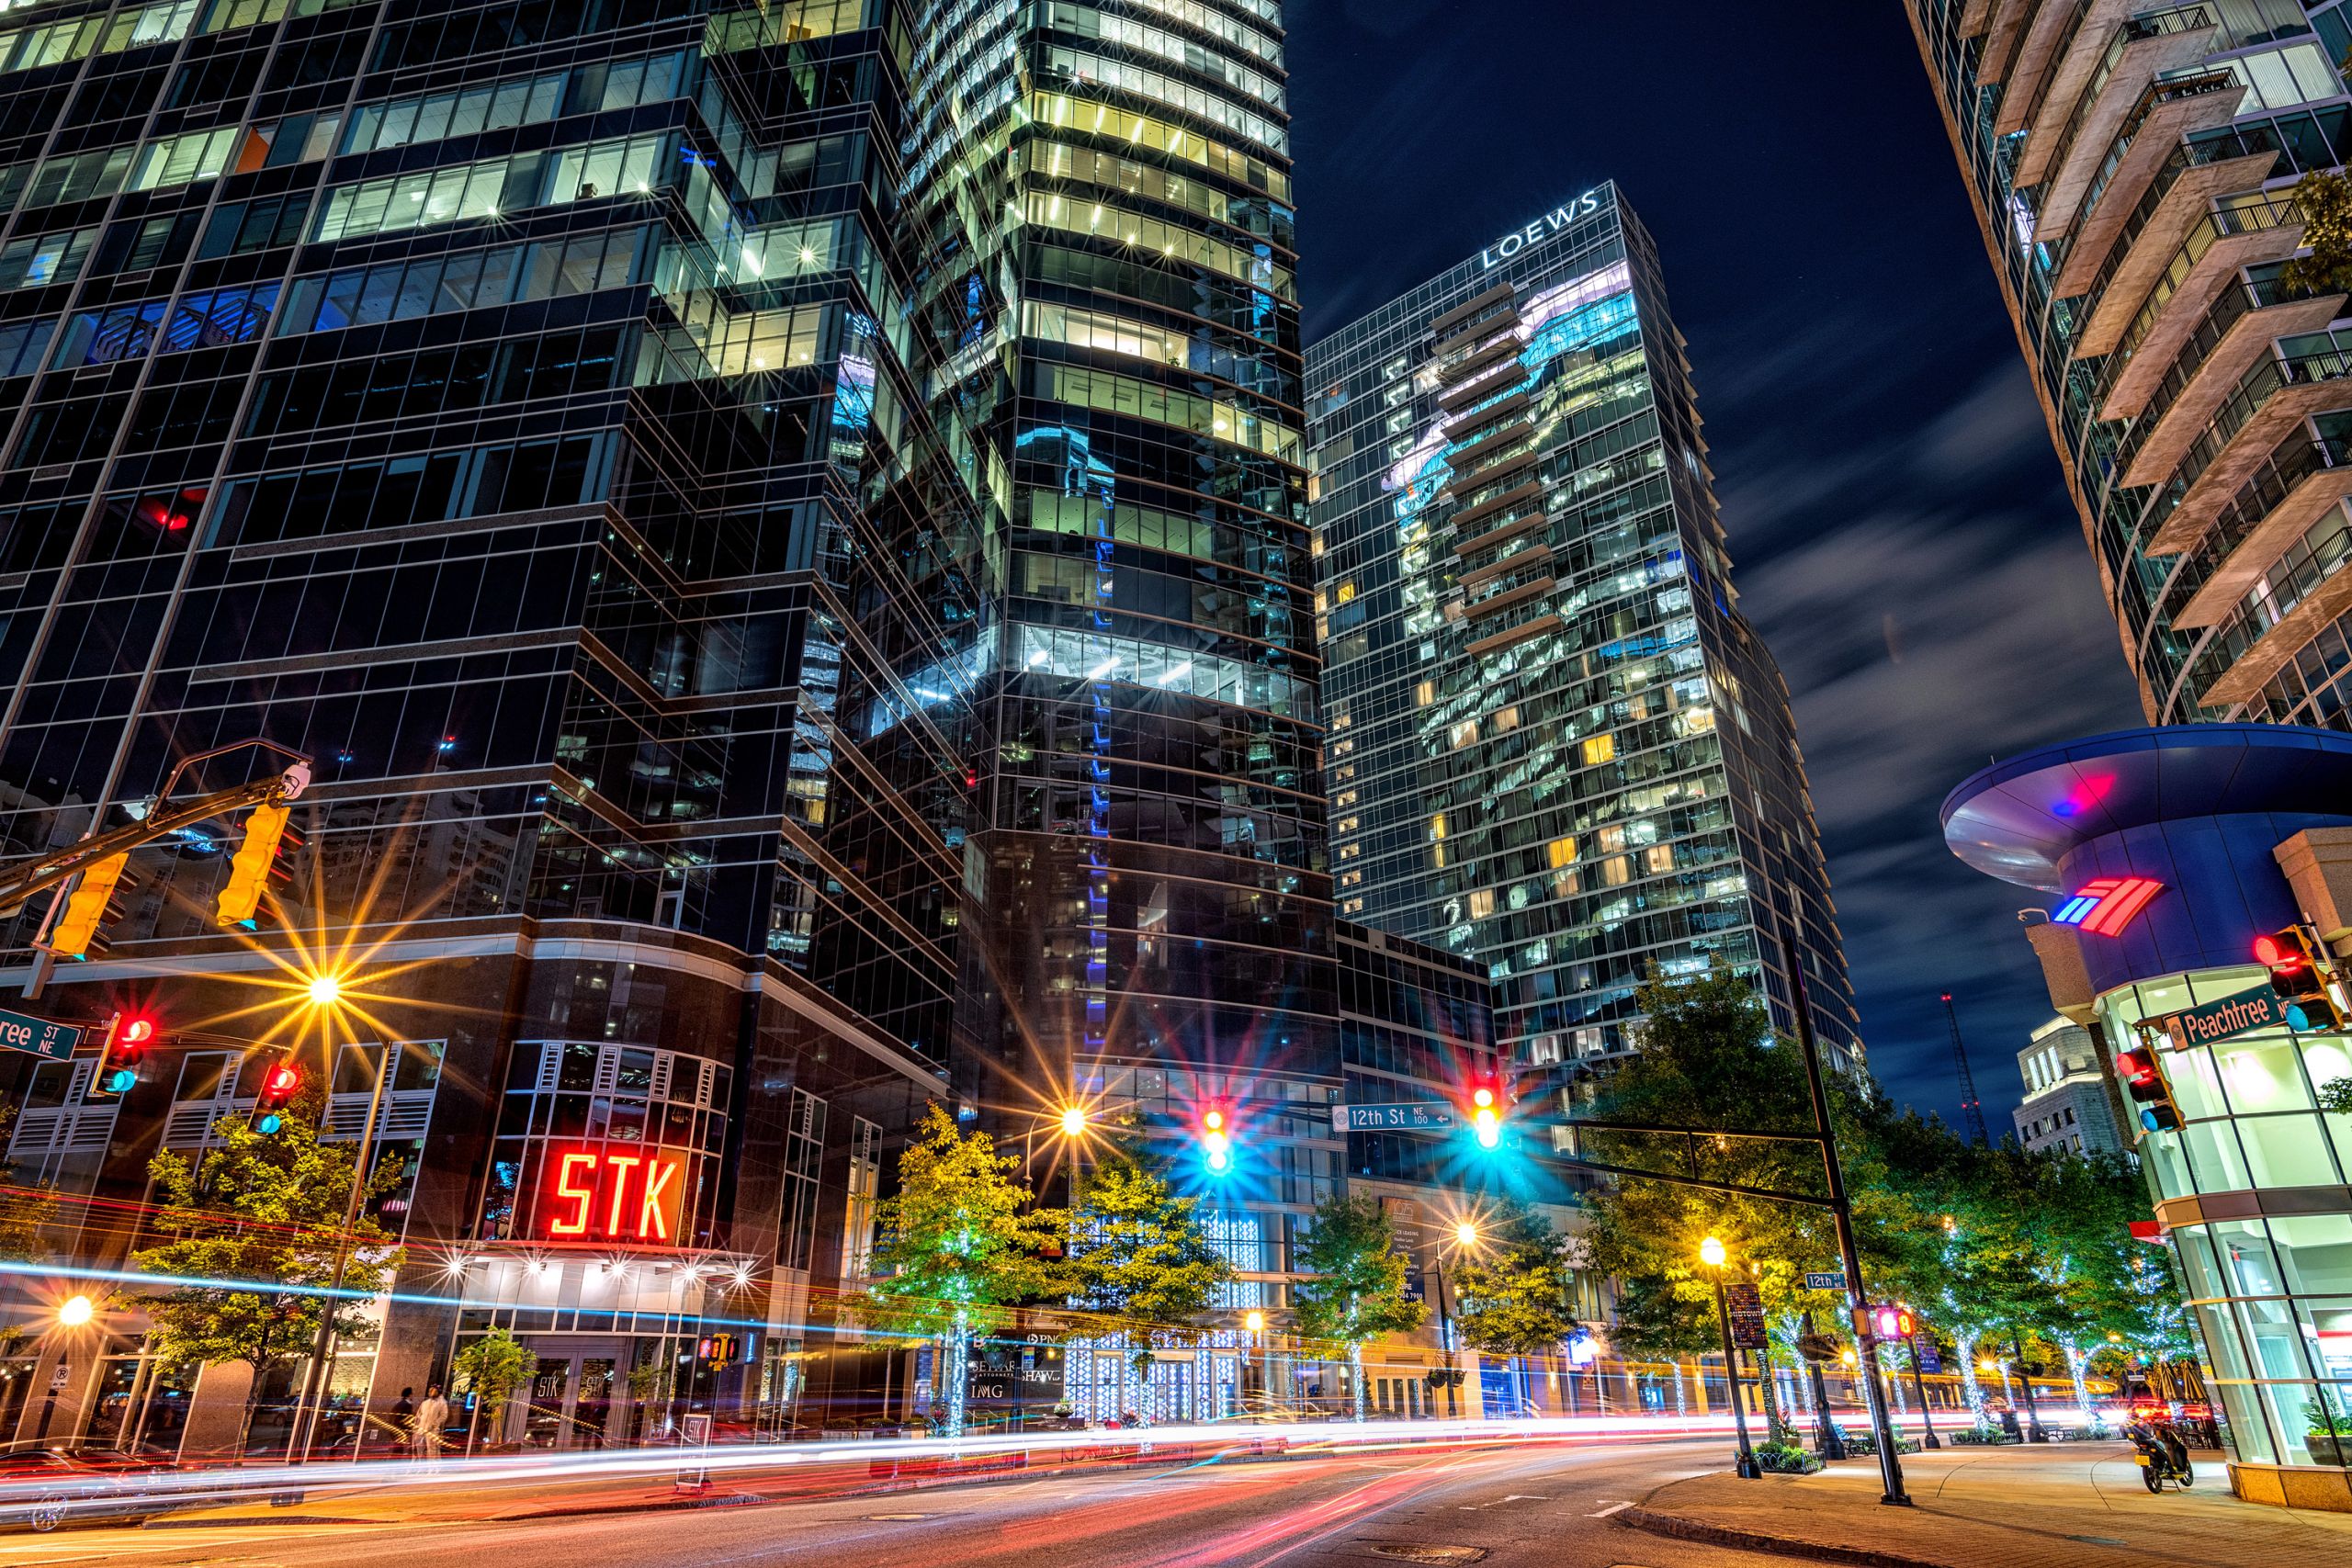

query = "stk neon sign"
[[541, 1147, 685, 1243]]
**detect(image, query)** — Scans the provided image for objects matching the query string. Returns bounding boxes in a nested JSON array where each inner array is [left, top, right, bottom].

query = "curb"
[[1614, 1506, 1951, 1568]]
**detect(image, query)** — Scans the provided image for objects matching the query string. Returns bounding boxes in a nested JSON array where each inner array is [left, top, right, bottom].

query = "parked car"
[[0, 1446, 182, 1533]]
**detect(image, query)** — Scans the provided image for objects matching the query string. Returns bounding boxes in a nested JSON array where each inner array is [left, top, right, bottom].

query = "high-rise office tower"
[[1908, 1, 2352, 727], [1306, 185, 1861, 1074], [0, 0, 989, 1450], [897, 7, 1343, 1127]]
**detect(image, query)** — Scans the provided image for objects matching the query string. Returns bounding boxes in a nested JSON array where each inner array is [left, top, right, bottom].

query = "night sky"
[[1284, 1, 2146, 1127]]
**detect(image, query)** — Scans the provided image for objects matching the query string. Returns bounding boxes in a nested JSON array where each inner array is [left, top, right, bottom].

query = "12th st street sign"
[[1330, 1102, 1456, 1133], [0, 1008, 81, 1062], [2159, 982, 2289, 1049]]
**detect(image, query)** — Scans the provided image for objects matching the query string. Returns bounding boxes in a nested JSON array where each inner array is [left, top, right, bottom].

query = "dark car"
[[0, 1446, 179, 1533]]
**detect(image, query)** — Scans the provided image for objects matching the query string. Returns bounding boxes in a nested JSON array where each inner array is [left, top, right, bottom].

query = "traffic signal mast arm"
[[0, 772, 302, 917]]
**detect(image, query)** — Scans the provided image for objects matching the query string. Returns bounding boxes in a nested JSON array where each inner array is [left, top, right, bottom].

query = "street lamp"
[[56, 1294, 93, 1328], [305, 972, 343, 1008], [1430, 1221, 1482, 1418], [1700, 1235, 1759, 1480]]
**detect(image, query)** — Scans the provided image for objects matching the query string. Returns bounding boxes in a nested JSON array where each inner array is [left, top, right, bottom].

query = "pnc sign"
[[541, 1147, 685, 1244], [1478, 189, 1604, 270]]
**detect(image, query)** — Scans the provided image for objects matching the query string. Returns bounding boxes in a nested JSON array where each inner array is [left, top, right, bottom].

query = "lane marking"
[[1588, 1500, 1634, 1517]]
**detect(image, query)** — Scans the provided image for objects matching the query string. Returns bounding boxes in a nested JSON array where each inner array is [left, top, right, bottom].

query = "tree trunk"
[[1349, 1340, 1365, 1422], [1955, 1330, 1983, 1420], [2064, 1341, 2093, 1425], [2010, 1333, 2045, 1439], [944, 1312, 970, 1438]]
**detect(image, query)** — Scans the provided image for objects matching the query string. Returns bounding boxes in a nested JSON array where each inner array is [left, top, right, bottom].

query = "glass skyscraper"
[[0, 0, 1518, 1451], [1908, 0, 2352, 728], [1306, 185, 1861, 1076]]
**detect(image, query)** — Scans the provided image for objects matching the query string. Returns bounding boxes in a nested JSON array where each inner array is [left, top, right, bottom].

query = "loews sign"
[[1478, 189, 1604, 270], [541, 1147, 686, 1243]]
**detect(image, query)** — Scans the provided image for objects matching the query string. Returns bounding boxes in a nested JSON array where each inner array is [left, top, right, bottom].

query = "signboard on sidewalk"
[[674, 1412, 711, 1493], [2157, 982, 2290, 1049], [1330, 1101, 1456, 1132], [1723, 1281, 1766, 1350], [1911, 1332, 1941, 1374], [0, 1008, 81, 1062]]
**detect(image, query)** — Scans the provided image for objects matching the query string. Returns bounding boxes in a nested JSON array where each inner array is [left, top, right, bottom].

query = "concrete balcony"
[[1442, 389, 1527, 442], [2175, 451, 2352, 628], [2074, 193, 2301, 364], [2149, 361, 2352, 555], [1459, 542, 1552, 588], [1464, 612, 1560, 660], [1977, 0, 2042, 87], [2053, 125, 2263, 300], [2001, 0, 2127, 140], [1442, 444, 1539, 504], [2027, 25, 2222, 232], [2119, 295, 2345, 485], [2199, 553, 2352, 708], [1960, 0, 1996, 39]]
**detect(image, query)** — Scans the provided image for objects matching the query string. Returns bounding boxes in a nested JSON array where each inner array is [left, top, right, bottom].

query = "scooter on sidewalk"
[[2124, 1412, 2194, 1493]]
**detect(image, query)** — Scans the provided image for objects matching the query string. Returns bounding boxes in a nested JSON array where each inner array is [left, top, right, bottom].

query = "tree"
[[1451, 1200, 1577, 1416], [453, 1327, 536, 1452], [2282, 166, 2352, 298], [1292, 1194, 1425, 1420], [132, 1083, 404, 1450], [849, 1103, 1065, 1437], [1066, 1153, 1232, 1413]]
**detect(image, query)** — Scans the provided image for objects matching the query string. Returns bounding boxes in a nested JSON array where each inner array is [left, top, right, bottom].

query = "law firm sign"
[[2159, 983, 2291, 1050], [1478, 189, 1604, 270]]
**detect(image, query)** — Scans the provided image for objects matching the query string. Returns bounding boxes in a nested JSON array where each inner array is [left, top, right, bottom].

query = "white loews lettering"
[[1478, 189, 1604, 270]]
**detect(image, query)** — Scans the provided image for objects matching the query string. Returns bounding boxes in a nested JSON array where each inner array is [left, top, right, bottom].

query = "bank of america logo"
[[2052, 876, 2162, 937]]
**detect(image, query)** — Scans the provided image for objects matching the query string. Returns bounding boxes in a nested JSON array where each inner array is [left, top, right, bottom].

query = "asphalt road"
[[0, 1438, 1792, 1568]]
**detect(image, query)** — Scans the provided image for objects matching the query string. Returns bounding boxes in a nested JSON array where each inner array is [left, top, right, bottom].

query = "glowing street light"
[[56, 1294, 94, 1328], [1244, 1309, 1265, 1333], [1453, 1220, 1479, 1248], [1700, 1235, 1728, 1269], [1057, 1105, 1088, 1138], [1697, 1235, 1758, 1479], [305, 972, 343, 1008]]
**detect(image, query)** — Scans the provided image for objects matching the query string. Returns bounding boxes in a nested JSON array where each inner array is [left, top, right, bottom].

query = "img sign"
[[540, 1146, 686, 1243], [1479, 189, 1604, 270]]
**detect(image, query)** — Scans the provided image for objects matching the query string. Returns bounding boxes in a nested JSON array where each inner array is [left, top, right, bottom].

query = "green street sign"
[[2158, 983, 2289, 1049], [0, 1008, 83, 1062], [1329, 1101, 1457, 1133]]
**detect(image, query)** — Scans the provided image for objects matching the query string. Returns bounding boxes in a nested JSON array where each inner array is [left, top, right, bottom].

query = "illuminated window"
[[1493, 705, 1520, 731], [1645, 845, 1675, 874], [1430, 814, 1446, 840], [1416, 680, 1436, 705], [1467, 889, 1495, 919], [1449, 720, 1477, 749], [1601, 855, 1632, 886], [1336, 581, 1356, 604], [1546, 837, 1577, 869], [1581, 734, 1616, 765]]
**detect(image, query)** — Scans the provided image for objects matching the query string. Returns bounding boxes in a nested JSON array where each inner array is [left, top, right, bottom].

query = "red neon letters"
[[542, 1147, 685, 1243]]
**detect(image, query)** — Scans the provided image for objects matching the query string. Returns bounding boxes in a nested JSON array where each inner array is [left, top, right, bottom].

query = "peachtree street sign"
[[1331, 1101, 1457, 1133], [2159, 983, 2290, 1049], [0, 1007, 81, 1062]]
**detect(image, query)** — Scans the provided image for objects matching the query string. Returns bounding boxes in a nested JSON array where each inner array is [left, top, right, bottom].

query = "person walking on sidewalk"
[[413, 1384, 451, 1464]]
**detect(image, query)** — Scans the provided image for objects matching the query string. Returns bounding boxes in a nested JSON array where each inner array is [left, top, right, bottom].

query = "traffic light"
[[217, 800, 298, 927], [2113, 1041, 2183, 1134], [45, 852, 130, 960], [1199, 1105, 1232, 1174], [697, 1333, 741, 1367], [91, 1011, 158, 1098], [1464, 1072, 1503, 1149], [2254, 924, 2348, 1029], [254, 1060, 302, 1134]]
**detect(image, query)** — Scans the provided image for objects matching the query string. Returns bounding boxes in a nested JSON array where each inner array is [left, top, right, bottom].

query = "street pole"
[[1907, 1341, 1940, 1449], [1709, 1269, 1758, 1479], [1781, 931, 1910, 1507], [290, 1041, 392, 1462], [1432, 1252, 1460, 1418]]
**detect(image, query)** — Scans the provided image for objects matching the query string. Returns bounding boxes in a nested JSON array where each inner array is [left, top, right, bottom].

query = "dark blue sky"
[[1285, 1, 2145, 1126]]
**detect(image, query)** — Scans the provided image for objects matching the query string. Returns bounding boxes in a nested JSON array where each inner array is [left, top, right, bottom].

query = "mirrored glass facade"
[[1305, 186, 1860, 1075]]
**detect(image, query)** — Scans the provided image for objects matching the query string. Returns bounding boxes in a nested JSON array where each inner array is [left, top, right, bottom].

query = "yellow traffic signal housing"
[[217, 800, 291, 925], [46, 853, 129, 959]]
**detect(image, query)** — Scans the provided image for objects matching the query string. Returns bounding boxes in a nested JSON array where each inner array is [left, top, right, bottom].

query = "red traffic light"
[[2254, 931, 2305, 973], [1200, 1105, 1232, 1173], [257, 1062, 302, 1105], [2113, 1047, 2159, 1089], [119, 1015, 156, 1046]]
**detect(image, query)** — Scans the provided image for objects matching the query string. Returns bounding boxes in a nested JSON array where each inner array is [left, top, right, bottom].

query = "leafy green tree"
[[1292, 1193, 1425, 1420], [453, 1326, 537, 1452], [133, 1083, 404, 1450], [1067, 1155, 1231, 1337], [850, 1103, 1066, 1437], [1451, 1200, 1578, 1414], [2282, 166, 2352, 297]]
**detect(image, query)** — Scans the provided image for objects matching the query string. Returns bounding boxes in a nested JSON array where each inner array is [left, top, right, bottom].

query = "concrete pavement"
[[1624, 1441, 2352, 1566]]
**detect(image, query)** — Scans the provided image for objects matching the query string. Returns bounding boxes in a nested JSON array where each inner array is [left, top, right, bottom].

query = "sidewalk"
[[1622, 1442, 2352, 1568]]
